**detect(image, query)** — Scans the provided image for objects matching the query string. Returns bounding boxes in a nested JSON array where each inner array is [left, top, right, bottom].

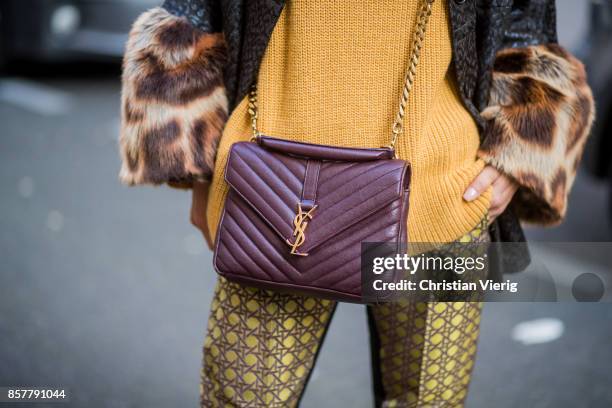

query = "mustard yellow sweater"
[[206, 0, 491, 244]]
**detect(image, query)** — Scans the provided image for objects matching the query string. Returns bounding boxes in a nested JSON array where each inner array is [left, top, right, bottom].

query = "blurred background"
[[1, 1, 611, 407]]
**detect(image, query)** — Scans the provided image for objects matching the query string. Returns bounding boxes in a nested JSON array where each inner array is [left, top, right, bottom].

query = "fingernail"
[[463, 187, 479, 201]]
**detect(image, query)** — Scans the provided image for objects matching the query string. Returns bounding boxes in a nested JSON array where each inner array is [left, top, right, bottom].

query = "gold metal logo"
[[286, 203, 317, 256]]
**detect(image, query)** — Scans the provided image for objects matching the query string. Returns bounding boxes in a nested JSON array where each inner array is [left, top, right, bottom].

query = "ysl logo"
[[286, 203, 317, 256]]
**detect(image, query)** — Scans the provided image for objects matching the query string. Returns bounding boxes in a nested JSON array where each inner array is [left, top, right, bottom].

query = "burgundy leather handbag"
[[213, 0, 435, 302]]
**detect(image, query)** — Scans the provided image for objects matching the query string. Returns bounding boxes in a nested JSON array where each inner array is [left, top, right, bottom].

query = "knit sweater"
[[206, 0, 491, 244]]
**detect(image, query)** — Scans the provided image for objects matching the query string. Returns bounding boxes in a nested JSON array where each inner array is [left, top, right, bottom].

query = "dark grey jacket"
[[158, 0, 557, 272], [162, 0, 557, 117], [122, 0, 596, 277]]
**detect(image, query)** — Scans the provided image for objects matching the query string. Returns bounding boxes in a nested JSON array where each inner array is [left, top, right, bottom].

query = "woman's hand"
[[190, 180, 214, 250], [463, 165, 519, 222]]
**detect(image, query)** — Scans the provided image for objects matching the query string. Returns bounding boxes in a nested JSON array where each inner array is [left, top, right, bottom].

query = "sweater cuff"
[[119, 7, 228, 187], [478, 44, 595, 225]]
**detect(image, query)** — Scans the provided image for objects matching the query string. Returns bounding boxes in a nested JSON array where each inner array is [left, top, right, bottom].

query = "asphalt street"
[[1, 1, 611, 407]]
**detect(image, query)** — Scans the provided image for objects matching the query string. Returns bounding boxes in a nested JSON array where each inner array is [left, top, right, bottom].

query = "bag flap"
[[224, 141, 409, 254]]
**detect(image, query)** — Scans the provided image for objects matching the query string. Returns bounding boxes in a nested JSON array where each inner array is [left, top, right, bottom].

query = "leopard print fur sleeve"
[[478, 44, 595, 225], [118, 7, 227, 187]]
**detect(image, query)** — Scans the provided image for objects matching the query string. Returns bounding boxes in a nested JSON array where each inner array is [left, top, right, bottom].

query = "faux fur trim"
[[478, 44, 595, 225], [119, 7, 228, 186]]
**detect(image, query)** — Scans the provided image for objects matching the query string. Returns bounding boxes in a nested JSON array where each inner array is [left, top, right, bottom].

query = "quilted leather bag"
[[213, 0, 435, 302]]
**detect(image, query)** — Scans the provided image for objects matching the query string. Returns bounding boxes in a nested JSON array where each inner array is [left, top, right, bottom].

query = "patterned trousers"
[[200, 219, 489, 407]]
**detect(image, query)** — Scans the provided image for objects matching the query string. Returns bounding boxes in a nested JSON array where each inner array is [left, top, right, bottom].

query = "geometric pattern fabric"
[[201, 218, 489, 407]]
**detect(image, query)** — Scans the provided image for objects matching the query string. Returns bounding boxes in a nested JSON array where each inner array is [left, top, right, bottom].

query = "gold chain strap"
[[248, 86, 259, 140], [248, 0, 436, 149], [390, 0, 435, 150]]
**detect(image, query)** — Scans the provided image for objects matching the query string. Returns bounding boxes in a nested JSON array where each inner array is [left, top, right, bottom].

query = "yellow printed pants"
[[200, 219, 488, 407]]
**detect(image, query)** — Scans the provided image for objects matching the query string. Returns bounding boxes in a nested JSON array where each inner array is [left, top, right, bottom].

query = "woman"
[[119, 0, 594, 406]]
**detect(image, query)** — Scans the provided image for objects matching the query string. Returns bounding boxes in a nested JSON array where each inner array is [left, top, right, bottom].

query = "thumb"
[[464, 166, 499, 202]]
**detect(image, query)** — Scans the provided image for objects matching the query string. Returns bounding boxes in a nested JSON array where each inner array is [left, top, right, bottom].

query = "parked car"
[[581, 0, 612, 207], [578, 0, 612, 227], [0, 0, 159, 65]]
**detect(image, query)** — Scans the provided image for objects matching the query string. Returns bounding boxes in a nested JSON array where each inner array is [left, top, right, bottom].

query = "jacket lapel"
[[448, 0, 484, 130], [222, 0, 285, 109]]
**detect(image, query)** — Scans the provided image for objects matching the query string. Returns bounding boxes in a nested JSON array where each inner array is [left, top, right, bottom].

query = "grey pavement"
[[1, 1, 611, 407]]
